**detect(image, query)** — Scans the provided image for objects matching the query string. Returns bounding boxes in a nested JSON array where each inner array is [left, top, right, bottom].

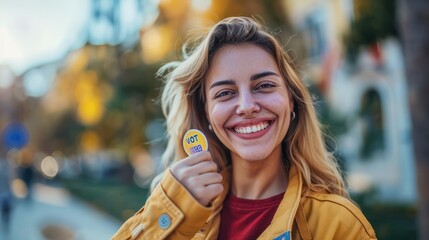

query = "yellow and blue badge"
[[273, 231, 290, 240], [183, 129, 208, 156]]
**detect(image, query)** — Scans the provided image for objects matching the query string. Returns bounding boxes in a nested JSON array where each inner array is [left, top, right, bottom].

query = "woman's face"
[[205, 43, 294, 162]]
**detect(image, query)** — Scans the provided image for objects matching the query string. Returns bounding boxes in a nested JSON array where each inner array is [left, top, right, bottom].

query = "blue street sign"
[[1, 122, 29, 150]]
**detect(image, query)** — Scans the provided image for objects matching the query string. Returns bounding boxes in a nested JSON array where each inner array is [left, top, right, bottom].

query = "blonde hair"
[[157, 17, 348, 198]]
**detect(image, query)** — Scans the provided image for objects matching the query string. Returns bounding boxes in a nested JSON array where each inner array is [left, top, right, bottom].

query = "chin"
[[236, 149, 272, 162]]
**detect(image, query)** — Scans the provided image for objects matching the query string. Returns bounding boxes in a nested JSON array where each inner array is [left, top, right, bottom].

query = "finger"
[[204, 183, 224, 200], [182, 151, 212, 166], [193, 183, 224, 206], [171, 153, 214, 181], [190, 160, 218, 175], [192, 172, 223, 186]]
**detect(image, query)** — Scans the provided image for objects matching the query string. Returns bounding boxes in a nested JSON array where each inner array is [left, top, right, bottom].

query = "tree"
[[398, 0, 429, 239], [344, 0, 397, 62]]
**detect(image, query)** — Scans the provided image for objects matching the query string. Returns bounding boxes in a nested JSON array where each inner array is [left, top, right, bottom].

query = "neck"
[[230, 147, 288, 199]]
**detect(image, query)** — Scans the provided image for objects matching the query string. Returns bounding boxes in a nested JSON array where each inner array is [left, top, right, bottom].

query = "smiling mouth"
[[233, 121, 272, 134]]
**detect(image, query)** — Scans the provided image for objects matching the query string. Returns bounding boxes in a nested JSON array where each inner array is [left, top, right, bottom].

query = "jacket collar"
[[213, 163, 303, 239], [259, 163, 302, 239]]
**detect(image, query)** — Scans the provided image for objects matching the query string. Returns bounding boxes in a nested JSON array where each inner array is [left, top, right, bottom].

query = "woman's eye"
[[216, 90, 235, 98], [256, 83, 275, 90]]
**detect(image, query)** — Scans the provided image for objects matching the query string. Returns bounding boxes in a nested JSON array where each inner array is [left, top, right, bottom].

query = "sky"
[[0, 0, 91, 75], [0, 0, 159, 93]]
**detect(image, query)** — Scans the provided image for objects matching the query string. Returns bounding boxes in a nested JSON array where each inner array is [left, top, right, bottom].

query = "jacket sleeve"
[[111, 170, 213, 240], [298, 193, 377, 240]]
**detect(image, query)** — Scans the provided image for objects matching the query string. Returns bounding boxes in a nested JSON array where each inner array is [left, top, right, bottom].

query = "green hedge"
[[62, 177, 149, 221], [352, 193, 417, 240]]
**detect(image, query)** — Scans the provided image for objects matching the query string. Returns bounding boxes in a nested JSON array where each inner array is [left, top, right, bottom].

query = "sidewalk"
[[0, 183, 122, 240]]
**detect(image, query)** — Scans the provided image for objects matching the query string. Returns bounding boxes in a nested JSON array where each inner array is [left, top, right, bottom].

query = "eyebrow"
[[209, 71, 279, 90], [209, 80, 235, 89], [250, 71, 279, 81]]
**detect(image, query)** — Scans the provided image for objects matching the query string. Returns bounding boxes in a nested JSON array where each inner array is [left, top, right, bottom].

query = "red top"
[[218, 191, 284, 239]]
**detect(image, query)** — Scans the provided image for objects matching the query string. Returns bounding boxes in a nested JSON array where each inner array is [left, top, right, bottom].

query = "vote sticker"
[[183, 129, 208, 156]]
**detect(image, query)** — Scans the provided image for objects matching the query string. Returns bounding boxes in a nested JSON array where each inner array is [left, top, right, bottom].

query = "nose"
[[236, 91, 260, 116]]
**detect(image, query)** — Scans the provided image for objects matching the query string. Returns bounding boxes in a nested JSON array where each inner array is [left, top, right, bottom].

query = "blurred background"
[[0, 0, 427, 239]]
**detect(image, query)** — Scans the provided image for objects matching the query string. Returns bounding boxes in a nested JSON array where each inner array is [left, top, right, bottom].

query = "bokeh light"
[[191, 0, 211, 12], [130, 147, 154, 187], [11, 178, 28, 199], [23, 68, 55, 97], [140, 25, 174, 64], [74, 71, 105, 126], [348, 172, 373, 193], [40, 155, 59, 179], [80, 130, 101, 153]]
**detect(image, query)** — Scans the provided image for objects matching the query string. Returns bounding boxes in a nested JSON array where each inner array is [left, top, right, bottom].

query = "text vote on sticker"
[[183, 129, 208, 156]]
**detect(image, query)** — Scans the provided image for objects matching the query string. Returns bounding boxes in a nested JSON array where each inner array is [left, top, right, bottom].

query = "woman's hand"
[[170, 151, 224, 206]]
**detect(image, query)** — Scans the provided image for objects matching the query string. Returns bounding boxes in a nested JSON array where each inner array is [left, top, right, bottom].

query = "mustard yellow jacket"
[[112, 164, 376, 240]]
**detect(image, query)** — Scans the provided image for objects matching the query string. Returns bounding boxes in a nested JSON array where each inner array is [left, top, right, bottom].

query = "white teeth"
[[234, 122, 270, 134], [252, 126, 257, 132]]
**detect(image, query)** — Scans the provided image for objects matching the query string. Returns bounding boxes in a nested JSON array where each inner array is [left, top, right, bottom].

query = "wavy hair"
[[157, 17, 348, 198]]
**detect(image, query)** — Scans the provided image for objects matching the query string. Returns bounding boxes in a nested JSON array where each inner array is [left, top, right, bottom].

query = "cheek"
[[209, 103, 231, 127], [207, 106, 229, 143], [259, 93, 291, 112]]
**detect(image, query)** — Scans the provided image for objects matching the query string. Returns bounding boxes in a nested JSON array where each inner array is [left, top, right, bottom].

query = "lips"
[[227, 118, 274, 138], [233, 121, 270, 134]]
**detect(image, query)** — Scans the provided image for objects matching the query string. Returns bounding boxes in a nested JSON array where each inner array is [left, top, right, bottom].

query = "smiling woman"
[[205, 44, 293, 165], [112, 17, 376, 240]]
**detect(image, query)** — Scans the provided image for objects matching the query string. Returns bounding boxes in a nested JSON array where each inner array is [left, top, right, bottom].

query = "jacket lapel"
[[258, 164, 302, 239]]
